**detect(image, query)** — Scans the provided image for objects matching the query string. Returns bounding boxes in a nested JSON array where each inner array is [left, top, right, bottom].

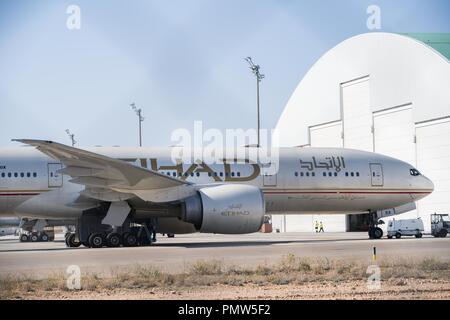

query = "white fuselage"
[[0, 146, 434, 220]]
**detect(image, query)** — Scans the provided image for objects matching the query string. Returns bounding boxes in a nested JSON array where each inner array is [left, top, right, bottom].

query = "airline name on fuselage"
[[118, 158, 260, 182]]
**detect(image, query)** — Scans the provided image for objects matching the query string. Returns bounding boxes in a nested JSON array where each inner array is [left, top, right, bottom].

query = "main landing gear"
[[65, 208, 157, 249], [368, 212, 383, 239]]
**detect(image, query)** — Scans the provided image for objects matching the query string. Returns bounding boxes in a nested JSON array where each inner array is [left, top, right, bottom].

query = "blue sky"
[[0, 0, 449, 147]]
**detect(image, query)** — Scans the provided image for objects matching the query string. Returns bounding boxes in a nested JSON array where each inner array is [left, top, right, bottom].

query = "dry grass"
[[1, 255, 449, 299]]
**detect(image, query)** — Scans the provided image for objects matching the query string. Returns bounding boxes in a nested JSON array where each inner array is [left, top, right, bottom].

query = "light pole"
[[245, 57, 265, 147], [65, 129, 76, 147], [130, 102, 145, 147]]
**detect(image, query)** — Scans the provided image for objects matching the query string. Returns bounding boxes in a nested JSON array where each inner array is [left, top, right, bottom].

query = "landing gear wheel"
[[123, 233, 138, 247], [41, 233, 49, 242], [373, 227, 383, 239], [30, 234, 39, 242], [395, 232, 402, 239], [88, 233, 105, 248], [106, 233, 121, 247], [67, 233, 81, 247], [20, 234, 29, 242]]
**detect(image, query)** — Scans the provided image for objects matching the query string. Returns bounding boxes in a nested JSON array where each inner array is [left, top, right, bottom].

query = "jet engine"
[[181, 184, 265, 234]]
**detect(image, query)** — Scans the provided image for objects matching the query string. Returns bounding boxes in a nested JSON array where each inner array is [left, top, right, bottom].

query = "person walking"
[[314, 220, 319, 233], [319, 221, 324, 233]]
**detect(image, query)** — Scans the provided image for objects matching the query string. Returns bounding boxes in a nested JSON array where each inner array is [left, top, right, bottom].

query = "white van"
[[387, 218, 424, 239]]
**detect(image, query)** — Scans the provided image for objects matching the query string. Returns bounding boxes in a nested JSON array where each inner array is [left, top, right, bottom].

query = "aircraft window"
[[345, 172, 349, 177], [300, 172, 304, 177], [214, 172, 218, 177], [167, 172, 171, 176], [237, 172, 241, 177], [27, 172, 30, 177], [208, 172, 211, 177], [356, 172, 360, 177], [20, 172, 24, 178], [178, 172, 182, 177], [219, 172, 223, 177], [334, 172, 338, 177], [33, 173, 37, 177], [225, 172, 229, 177], [295, 172, 298, 177], [14, 173, 18, 178], [173, 172, 176, 177], [190, 173, 194, 177], [8, 173, 11, 178], [1, 173, 4, 178], [328, 172, 332, 177], [312, 172, 315, 177], [372, 172, 375, 177], [184, 173, 189, 177], [196, 172, 200, 177], [323, 172, 326, 177], [351, 172, 355, 177], [306, 172, 310, 177], [410, 169, 420, 176]]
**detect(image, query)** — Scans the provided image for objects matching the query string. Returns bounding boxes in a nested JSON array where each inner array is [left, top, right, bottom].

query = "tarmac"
[[0, 232, 449, 277]]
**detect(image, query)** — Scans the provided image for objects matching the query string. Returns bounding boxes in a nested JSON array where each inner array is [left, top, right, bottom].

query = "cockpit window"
[[410, 169, 421, 176]]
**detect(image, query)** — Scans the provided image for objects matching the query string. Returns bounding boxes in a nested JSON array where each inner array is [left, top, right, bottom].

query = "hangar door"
[[341, 76, 373, 152], [416, 118, 450, 233], [373, 105, 415, 165], [309, 121, 343, 147], [373, 104, 417, 219]]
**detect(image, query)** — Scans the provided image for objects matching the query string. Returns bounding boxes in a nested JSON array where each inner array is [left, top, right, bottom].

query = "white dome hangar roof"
[[274, 32, 450, 147]]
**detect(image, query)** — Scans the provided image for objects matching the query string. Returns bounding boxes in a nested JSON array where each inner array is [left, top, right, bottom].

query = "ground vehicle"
[[431, 213, 449, 238], [387, 218, 424, 239]]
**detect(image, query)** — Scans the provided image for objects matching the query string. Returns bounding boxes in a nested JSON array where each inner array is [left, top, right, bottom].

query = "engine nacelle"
[[182, 184, 265, 234]]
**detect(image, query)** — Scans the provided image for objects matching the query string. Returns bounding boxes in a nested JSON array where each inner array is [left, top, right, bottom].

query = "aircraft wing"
[[13, 139, 196, 203]]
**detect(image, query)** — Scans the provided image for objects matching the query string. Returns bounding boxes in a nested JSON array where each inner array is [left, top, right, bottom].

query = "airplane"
[[0, 217, 20, 237], [0, 216, 76, 242], [0, 139, 434, 248]]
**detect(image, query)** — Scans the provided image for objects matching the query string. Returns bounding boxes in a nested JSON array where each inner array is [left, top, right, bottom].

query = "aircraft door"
[[370, 163, 383, 187], [48, 163, 63, 188], [262, 163, 277, 187]]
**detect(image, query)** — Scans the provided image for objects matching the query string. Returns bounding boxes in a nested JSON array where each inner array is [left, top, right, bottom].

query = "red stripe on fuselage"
[[0, 193, 39, 196], [263, 191, 430, 195]]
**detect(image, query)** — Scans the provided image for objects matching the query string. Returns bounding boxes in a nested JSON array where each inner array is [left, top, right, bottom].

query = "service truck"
[[387, 218, 424, 239]]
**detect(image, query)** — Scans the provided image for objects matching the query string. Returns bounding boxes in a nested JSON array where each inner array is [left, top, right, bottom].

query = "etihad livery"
[[0, 139, 433, 247]]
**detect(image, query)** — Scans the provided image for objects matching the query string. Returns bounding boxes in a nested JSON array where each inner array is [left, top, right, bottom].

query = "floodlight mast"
[[130, 102, 145, 147], [65, 129, 76, 147], [245, 57, 265, 148]]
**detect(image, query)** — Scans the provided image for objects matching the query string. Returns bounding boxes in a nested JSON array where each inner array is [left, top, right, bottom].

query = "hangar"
[[273, 32, 450, 233]]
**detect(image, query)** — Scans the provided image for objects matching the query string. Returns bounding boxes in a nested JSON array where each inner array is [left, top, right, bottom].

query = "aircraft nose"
[[423, 176, 434, 192]]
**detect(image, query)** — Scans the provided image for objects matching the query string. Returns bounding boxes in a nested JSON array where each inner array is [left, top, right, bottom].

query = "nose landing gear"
[[368, 212, 384, 239]]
